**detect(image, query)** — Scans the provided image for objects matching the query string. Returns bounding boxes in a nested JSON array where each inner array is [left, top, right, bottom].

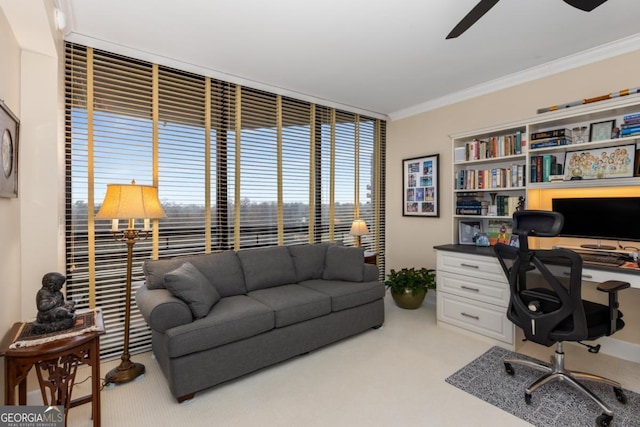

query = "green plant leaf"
[[385, 267, 436, 293]]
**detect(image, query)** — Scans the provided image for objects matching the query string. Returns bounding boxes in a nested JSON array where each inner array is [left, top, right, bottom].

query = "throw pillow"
[[288, 243, 331, 282], [322, 245, 365, 282], [163, 262, 221, 319]]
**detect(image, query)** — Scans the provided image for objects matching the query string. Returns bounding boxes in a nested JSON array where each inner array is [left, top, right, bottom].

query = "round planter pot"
[[391, 288, 427, 309]]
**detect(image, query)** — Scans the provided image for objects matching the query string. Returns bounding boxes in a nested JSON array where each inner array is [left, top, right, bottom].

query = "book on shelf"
[[542, 154, 557, 182], [455, 192, 487, 215], [530, 138, 571, 149], [620, 125, 640, 136], [530, 156, 562, 182], [623, 112, 640, 121], [530, 128, 572, 141], [515, 130, 523, 155], [463, 132, 523, 161], [620, 121, 640, 129], [622, 117, 640, 126]]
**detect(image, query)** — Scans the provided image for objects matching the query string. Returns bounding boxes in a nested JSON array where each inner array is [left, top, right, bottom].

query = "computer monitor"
[[552, 197, 640, 250]]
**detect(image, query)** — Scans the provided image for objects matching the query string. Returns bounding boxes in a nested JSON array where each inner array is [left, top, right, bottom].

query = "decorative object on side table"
[[350, 219, 369, 247], [385, 267, 436, 309], [34, 272, 76, 335], [402, 154, 439, 217], [96, 180, 166, 385], [0, 99, 19, 198]]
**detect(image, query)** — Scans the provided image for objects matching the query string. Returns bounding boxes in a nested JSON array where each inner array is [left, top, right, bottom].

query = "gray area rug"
[[445, 346, 640, 427]]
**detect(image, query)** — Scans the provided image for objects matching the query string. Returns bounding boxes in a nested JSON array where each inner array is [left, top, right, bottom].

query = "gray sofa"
[[135, 243, 385, 402]]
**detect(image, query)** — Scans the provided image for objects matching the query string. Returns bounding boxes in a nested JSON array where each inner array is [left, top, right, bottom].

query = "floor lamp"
[[350, 219, 369, 247], [96, 180, 166, 385]]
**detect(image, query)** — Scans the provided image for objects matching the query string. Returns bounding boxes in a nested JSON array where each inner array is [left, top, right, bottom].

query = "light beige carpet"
[[62, 294, 640, 427]]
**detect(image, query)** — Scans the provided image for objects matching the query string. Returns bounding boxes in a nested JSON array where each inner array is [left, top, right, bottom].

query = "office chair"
[[494, 210, 630, 427]]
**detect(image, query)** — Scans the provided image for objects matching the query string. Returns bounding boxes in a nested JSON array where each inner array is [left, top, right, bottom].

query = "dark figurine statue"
[[33, 272, 76, 334], [516, 196, 526, 212]]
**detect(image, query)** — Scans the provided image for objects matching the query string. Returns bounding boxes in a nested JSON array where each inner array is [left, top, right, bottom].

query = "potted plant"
[[385, 267, 436, 309]]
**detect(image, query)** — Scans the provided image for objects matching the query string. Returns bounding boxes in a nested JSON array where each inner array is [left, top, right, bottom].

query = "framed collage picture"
[[564, 144, 635, 180], [402, 154, 439, 217]]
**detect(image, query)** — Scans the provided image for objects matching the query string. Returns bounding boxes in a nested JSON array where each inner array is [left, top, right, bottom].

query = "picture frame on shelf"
[[458, 220, 481, 245], [0, 100, 20, 198], [402, 154, 439, 217], [589, 119, 615, 142], [563, 144, 635, 180]]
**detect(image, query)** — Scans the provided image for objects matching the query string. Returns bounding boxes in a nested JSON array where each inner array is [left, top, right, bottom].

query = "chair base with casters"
[[503, 342, 627, 426], [494, 210, 631, 427]]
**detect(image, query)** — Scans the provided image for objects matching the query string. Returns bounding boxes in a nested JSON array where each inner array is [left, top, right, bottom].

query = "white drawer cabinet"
[[435, 248, 514, 345]]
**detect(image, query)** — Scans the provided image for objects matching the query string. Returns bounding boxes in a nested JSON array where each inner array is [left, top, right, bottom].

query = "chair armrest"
[[597, 280, 631, 293], [596, 280, 630, 335]]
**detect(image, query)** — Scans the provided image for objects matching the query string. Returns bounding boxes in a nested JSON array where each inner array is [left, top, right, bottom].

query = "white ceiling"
[[60, 0, 640, 120]]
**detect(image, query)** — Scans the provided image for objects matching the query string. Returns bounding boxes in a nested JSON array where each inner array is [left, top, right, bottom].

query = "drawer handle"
[[461, 312, 480, 320], [562, 272, 593, 279], [461, 285, 480, 292], [460, 263, 480, 269]]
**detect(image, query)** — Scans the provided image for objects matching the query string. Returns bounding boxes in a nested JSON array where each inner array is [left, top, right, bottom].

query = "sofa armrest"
[[135, 281, 193, 333], [363, 264, 379, 282]]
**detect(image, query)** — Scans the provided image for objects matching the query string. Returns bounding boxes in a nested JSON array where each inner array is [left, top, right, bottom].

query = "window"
[[65, 42, 386, 358]]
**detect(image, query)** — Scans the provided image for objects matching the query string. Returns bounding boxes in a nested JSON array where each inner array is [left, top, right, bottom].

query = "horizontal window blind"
[[65, 42, 386, 359]]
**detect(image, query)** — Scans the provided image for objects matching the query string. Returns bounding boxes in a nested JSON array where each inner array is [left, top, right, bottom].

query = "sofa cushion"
[[300, 279, 385, 312], [248, 284, 332, 327], [143, 251, 246, 297], [163, 262, 221, 319], [288, 243, 331, 282], [322, 245, 365, 282], [238, 246, 297, 292], [164, 295, 274, 358]]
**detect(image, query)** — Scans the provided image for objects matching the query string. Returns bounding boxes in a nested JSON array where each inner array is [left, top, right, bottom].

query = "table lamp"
[[350, 219, 369, 247], [96, 180, 166, 384]]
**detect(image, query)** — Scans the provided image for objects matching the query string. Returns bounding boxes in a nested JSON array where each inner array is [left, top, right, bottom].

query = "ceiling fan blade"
[[562, 0, 608, 12], [446, 0, 500, 39]]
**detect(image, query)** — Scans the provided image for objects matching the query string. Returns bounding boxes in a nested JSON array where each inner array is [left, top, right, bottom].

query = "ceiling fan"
[[446, 0, 608, 39]]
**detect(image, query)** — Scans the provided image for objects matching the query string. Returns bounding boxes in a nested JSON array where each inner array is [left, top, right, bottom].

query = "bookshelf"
[[452, 124, 527, 245], [440, 95, 640, 348], [450, 95, 640, 245]]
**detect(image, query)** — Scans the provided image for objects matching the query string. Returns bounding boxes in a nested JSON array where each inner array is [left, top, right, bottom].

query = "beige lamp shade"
[[96, 181, 166, 220], [350, 219, 369, 236]]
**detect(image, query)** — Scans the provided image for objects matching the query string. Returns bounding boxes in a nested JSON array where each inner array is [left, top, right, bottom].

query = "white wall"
[[0, 0, 63, 400], [0, 1, 23, 349]]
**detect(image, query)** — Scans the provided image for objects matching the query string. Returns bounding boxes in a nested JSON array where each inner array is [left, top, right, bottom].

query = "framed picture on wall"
[[402, 154, 439, 217], [0, 100, 20, 198]]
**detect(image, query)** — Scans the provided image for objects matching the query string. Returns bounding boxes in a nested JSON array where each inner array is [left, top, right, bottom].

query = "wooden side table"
[[0, 311, 105, 427], [364, 250, 378, 266]]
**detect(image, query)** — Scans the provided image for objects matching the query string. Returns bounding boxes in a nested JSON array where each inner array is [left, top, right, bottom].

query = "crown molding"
[[389, 33, 640, 121]]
